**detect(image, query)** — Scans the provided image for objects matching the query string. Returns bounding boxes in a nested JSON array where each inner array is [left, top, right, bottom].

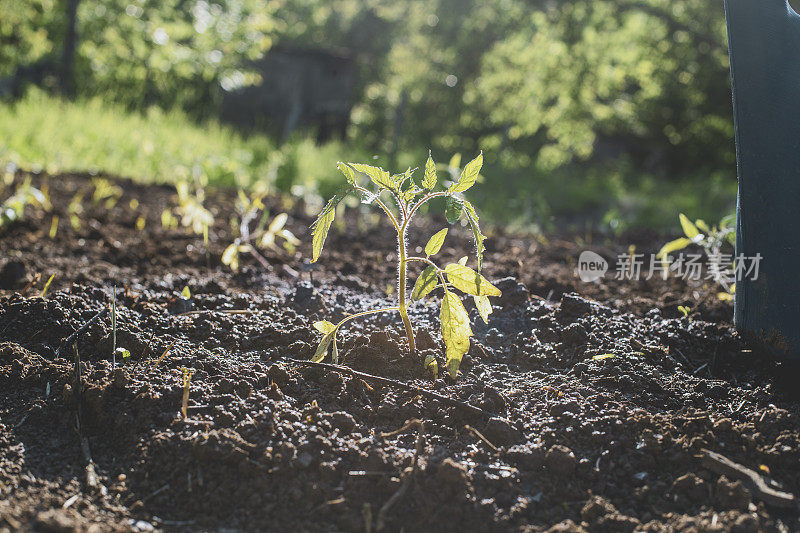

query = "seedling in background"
[[658, 213, 736, 299], [0, 178, 50, 228], [222, 189, 298, 271], [310, 152, 501, 379]]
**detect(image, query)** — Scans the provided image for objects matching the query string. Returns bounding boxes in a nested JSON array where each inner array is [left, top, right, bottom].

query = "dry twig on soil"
[[699, 448, 796, 508]]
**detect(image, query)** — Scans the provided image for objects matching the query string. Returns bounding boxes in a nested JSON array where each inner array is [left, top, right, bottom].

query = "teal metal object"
[[725, 0, 800, 358]]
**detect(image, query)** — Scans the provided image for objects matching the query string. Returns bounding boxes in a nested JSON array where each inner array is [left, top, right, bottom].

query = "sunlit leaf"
[[181, 286, 191, 299], [349, 163, 395, 190], [412, 266, 438, 300], [314, 320, 336, 335], [311, 189, 349, 263], [423, 152, 437, 189], [441, 291, 472, 379], [312, 332, 334, 363], [424, 228, 448, 256], [221, 242, 240, 270], [593, 353, 615, 361], [337, 161, 356, 185], [444, 263, 501, 297], [656, 237, 691, 260], [679, 213, 700, 240], [474, 295, 492, 324], [268, 212, 288, 233], [448, 152, 482, 193]]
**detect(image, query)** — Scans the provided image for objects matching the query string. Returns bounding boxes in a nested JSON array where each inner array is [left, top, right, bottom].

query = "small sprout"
[[223, 188, 297, 271], [161, 209, 178, 229], [678, 305, 691, 319], [135, 216, 146, 230], [91, 178, 123, 208], [129, 198, 139, 210], [115, 347, 131, 362], [40, 274, 55, 298], [309, 152, 501, 379], [593, 353, 616, 361], [658, 213, 736, 293], [181, 286, 191, 299], [180, 367, 193, 419], [49, 215, 59, 238], [424, 354, 438, 379]]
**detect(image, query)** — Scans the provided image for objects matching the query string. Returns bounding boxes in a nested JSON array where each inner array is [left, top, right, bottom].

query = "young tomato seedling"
[[309, 152, 501, 378]]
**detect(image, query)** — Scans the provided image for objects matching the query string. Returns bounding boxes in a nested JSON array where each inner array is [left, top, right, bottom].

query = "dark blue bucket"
[[725, 0, 800, 358]]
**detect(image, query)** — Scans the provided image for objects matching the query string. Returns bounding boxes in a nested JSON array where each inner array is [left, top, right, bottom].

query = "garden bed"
[[1, 172, 797, 532]]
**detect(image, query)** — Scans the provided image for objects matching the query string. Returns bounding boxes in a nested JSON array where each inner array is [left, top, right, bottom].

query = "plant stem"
[[398, 222, 416, 353]]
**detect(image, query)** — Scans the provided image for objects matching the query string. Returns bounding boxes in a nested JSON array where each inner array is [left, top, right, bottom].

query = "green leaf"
[[474, 295, 492, 324], [448, 153, 462, 172], [448, 152, 482, 193], [679, 213, 700, 240], [424, 228, 448, 256], [314, 320, 336, 335], [422, 153, 437, 189], [312, 332, 334, 363], [445, 196, 463, 224], [412, 266, 438, 301], [337, 161, 356, 185], [311, 189, 348, 263], [444, 263, 501, 297], [656, 237, 691, 260], [115, 347, 131, 360], [181, 286, 191, 299], [695, 219, 711, 233], [593, 353, 615, 361], [349, 163, 395, 190], [462, 199, 487, 271], [441, 291, 472, 379], [221, 242, 240, 271]]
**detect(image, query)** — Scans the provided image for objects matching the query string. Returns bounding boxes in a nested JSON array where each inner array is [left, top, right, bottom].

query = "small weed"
[[309, 152, 501, 378], [221, 188, 298, 271]]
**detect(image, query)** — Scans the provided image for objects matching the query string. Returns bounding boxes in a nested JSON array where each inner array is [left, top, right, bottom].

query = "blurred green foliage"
[[1, 0, 747, 229]]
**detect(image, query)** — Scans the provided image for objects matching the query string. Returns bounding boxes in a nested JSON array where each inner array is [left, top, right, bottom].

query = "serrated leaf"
[[445, 263, 501, 297], [423, 153, 437, 189], [412, 266, 438, 300], [441, 291, 472, 379], [679, 213, 700, 239], [314, 320, 336, 335], [474, 295, 492, 324], [448, 152, 482, 193], [311, 189, 348, 263], [656, 237, 691, 260], [424, 228, 448, 256], [349, 163, 395, 190], [337, 161, 356, 185], [445, 196, 463, 224], [312, 332, 334, 362], [462, 199, 487, 271]]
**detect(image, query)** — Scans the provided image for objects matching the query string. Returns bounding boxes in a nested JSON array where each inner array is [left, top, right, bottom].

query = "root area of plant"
[[2, 172, 799, 532]]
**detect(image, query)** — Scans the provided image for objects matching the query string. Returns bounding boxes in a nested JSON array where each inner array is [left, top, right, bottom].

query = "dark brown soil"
[[1, 171, 799, 532]]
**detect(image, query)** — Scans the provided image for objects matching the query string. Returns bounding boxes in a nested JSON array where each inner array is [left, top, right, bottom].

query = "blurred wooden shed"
[[221, 46, 355, 142]]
